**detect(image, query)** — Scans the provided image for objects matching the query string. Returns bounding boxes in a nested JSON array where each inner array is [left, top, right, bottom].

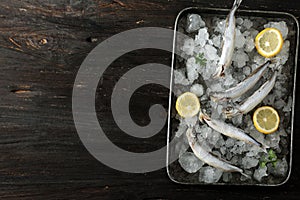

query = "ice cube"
[[181, 38, 195, 56], [242, 157, 259, 169], [215, 19, 226, 34], [274, 99, 286, 110], [175, 140, 189, 157], [283, 96, 293, 112], [225, 138, 235, 148], [186, 14, 206, 33], [265, 132, 280, 148], [184, 116, 198, 127], [197, 134, 214, 152], [212, 34, 221, 47], [199, 166, 223, 183], [264, 21, 289, 39], [236, 17, 244, 26], [220, 146, 227, 155], [179, 152, 204, 173], [174, 69, 190, 86], [186, 57, 199, 83], [175, 119, 187, 138], [235, 29, 246, 49], [233, 49, 249, 68], [243, 19, 253, 30], [244, 36, 255, 52], [222, 172, 233, 182], [195, 28, 209, 47], [190, 84, 204, 97], [254, 166, 268, 182], [273, 158, 288, 177], [232, 114, 243, 126], [204, 44, 218, 61]]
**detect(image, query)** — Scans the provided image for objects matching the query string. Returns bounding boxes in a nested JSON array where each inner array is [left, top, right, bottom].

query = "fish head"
[[223, 106, 240, 118]]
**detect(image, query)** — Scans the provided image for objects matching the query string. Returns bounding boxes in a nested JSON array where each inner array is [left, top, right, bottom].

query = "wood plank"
[[1, 0, 300, 199]]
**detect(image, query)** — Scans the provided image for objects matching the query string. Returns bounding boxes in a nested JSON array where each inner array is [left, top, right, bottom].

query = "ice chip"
[[225, 138, 235, 148], [195, 28, 209, 47], [236, 17, 244, 26], [186, 14, 206, 33], [235, 29, 246, 49], [174, 69, 190, 86], [283, 96, 293, 112], [179, 152, 204, 173], [244, 36, 255, 52], [184, 116, 198, 127], [182, 38, 195, 56], [265, 132, 280, 148], [222, 172, 233, 183], [186, 57, 200, 83], [199, 166, 223, 183], [243, 19, 253, 30], [254, 166, 268, 182], [190, 84, 204, 97], [243, 66, 251, 76], [233, 49, 249, 68], [212, 35, 221, 47], [273, 158, 288, 177], [175, 119, 188, 138], [215, 19, 226, 34], [264, 21, 289, 39], [242, 157, 259, 169], [204, 44, 218, 61]]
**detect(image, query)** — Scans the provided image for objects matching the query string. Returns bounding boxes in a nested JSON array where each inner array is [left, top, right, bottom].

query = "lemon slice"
[[176, 92, 200, 118], [253, 106, 280, 134], [255, 28, 284, 58]]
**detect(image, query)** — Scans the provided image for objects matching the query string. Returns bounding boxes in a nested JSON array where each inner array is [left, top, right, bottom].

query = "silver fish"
[[199, 112, 268, 153], [186, 128, 250, 177], [211, 61, 271, 102], [214, 0, 243, 78], [224, 70, 278, 118]]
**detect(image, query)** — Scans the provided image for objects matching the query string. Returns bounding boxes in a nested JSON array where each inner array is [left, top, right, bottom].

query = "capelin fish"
[[224, 70, 278, 118], [199, 112, 268, 153], [186, 128, 250, 178], [210, 61, 271, 102], [213, 0, 243, 78]]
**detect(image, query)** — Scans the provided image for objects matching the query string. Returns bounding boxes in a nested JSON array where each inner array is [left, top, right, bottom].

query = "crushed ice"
[[174, 13, 292, 183]]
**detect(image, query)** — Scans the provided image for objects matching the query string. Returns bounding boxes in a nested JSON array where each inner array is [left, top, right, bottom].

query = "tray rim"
[[166, 6, 299, 187]]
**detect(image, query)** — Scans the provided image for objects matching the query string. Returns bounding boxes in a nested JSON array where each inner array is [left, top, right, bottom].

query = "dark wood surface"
[[0, 0, 300, 199]]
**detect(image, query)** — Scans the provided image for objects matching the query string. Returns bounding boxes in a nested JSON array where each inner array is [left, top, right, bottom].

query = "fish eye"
[[226, 107, 233, 112]]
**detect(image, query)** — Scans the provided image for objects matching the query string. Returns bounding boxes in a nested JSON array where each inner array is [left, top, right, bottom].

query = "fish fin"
[[241, 172, 251, 179]]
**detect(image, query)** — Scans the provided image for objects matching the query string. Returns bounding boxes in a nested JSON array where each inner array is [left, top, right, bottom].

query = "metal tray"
[[167, 7, 299, 186]]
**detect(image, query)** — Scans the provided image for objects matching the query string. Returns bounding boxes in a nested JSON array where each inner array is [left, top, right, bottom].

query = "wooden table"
[[0, 0, 299, 199]]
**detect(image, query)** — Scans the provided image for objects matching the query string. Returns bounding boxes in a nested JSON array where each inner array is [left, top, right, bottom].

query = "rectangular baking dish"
[[167, 7, 299, 186]]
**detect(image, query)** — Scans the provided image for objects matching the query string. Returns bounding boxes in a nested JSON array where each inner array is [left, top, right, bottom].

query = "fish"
[[213, 0, 243, 78], [199, 112, 268, 153], [186, 127, 250, 178], [210, 61, 271, 102], [224, 70, 278, 118]]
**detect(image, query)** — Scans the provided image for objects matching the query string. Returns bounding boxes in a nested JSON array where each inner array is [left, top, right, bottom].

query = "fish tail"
[[260, 143, 270, 154], [213, 65, 225, 78], [199, 110, 210, 124], [233, 0, 243, 8]]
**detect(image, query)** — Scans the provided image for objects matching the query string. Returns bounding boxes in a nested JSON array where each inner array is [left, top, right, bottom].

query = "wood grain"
[[1, 0, 300, 199]]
